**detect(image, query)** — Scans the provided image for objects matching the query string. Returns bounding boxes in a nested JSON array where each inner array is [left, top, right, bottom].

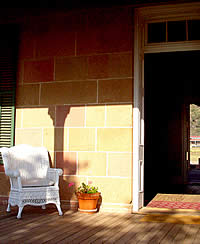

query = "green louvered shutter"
[[0, 25, 18, 164]]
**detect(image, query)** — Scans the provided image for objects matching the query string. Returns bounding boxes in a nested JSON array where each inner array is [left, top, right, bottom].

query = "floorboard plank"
[[99, 214, 142, 244], [147, 222, 174, 244], [0, 205, 199, 244], [56, 213, 124, 244], [83, 213, 134, 244], [0, 213, 61, 242], [76, 214, 135, 244], [191, 227, 200, 244], [62, 213, 122, 244], [0, 209, 58, 232], [114, 217, 149, 243], [159, 224, 183, 244], [136, 222, 165, 244], [125, 222, 159, 244], [173, 224, 195, 243], [182, 224, 200, 244], [16, 211, 86, 243], [36, 212, 106, 243]]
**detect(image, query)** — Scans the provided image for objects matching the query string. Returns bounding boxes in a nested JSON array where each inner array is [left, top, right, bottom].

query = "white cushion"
[[22, 179, 55, 188]]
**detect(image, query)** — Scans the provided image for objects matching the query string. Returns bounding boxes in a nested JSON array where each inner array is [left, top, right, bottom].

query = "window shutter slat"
[[0, 26, 18, 163]]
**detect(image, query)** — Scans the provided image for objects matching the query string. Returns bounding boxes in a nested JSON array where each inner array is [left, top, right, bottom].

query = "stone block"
[[40, 81, 97, 105], [78, 152, 107, 176], [98, 79, 132, 103], [24, 59, 54, 83], [69, 128, 96, 151], [97, 128, 132, 152]]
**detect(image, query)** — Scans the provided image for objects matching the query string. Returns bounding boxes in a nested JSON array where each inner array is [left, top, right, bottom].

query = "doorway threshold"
[[139, 206, 200, 216], [140, 193, 200, 215]]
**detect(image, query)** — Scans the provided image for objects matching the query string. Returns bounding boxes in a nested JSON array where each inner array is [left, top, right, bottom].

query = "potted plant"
[[75, 182, 100, 214]]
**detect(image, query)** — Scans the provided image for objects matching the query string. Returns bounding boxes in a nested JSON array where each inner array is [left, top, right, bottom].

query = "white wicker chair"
[[0, 144, 63, 219]]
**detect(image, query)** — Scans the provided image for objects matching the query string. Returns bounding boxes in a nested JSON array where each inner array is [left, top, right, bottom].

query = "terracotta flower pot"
[[76, 192, 100, 214]]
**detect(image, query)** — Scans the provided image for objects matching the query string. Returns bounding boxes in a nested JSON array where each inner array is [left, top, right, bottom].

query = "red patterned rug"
[[147, 194, 200, 210]]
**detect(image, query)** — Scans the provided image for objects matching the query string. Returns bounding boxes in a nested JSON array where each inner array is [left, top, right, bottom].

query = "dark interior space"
[[144, 50, 200, 204]]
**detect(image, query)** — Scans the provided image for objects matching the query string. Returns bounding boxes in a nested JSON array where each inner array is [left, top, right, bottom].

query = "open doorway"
[[185, 104, 200, 194], [144, 50, 200, 205]]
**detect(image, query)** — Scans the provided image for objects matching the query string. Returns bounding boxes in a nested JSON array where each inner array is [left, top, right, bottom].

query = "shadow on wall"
[[48, 105, 89, 210], [14, 102, 132, 210], [47, 104, 105, 210], [45, 103, 132, 210]]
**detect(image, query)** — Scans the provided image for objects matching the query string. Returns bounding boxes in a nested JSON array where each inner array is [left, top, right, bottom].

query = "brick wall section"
[[1, 7, 133, 211]]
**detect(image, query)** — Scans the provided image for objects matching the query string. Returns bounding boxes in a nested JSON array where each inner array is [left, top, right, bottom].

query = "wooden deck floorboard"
[[57, 213, 120, 244], [0, 205, 200, 243], [146, 222, 174, 244]]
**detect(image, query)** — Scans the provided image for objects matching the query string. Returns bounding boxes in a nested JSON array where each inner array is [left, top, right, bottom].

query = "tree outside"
[[190, 104, 200, 164], [190, 104, 200, 136]]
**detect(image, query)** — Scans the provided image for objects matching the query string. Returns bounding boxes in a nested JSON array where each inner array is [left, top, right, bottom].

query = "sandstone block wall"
[[0, 7, 133, 211]]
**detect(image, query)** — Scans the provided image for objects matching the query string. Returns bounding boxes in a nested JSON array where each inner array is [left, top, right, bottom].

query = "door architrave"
[[133, 2, 200, 212]]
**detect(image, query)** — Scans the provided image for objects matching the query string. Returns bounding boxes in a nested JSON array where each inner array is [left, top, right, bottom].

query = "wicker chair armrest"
[[5, 169, 20, 178], [9, 174, 22, 189], [48, 168, 63, 176], [47, 168, 63, 186]]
